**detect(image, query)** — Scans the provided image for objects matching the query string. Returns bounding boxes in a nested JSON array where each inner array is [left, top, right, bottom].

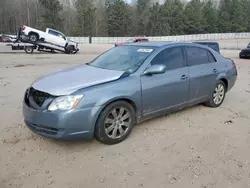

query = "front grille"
[[28, 87, 54, 107]]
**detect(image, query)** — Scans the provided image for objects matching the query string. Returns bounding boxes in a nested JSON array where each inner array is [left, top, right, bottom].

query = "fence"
[[70, 32, 250, 44]]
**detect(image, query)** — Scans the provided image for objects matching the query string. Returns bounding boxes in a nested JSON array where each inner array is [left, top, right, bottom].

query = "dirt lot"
[[0, 45, 250, 188]]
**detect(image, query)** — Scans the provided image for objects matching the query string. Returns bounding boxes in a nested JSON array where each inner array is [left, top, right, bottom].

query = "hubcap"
[[30, 35, 37, 42], [213, 84, 225, 105], [104, 107, 132, 139]]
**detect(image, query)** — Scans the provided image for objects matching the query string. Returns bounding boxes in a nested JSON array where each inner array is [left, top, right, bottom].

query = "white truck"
[[20, 25, 79, 53]]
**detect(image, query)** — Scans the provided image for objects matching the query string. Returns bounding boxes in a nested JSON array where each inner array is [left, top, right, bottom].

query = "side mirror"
[[144, 64, 167, 75]]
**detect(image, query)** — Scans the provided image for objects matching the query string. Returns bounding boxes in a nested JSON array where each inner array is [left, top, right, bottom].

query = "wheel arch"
[[93, 97, 139, 132], [216, 72, 229, 92], [220, 78, 228, 91], [28, 31, 40, 39]]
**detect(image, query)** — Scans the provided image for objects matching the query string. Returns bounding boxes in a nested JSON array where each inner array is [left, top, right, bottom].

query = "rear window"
[[194, 42, 220, 53], [186, 47, 210, 66]]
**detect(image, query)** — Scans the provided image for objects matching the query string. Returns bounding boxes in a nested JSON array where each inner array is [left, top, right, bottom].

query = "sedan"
[[23, 42, 237, 145], [239, 43, 250, 59]]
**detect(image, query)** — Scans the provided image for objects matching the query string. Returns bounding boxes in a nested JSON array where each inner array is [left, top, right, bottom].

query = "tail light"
[[232, 60, 238, 74], [232, 60, 236, 69], [22, 26, 26, 31]]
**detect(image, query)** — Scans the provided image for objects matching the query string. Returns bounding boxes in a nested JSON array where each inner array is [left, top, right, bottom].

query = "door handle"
[[180, 75, 188, 80], [213, 69, 218, 73]]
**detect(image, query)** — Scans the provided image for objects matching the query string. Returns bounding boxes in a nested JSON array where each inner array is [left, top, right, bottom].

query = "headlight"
[[48, 95, 83, 111]]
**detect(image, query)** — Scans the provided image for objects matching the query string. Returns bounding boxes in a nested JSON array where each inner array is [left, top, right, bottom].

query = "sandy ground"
[[0, 45, 250, 188]]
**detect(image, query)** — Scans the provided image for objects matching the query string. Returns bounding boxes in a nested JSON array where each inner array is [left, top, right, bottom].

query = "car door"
[[141, 46, 189, 117], [46, 29, 66, 47], [185, 46, 219, 104]]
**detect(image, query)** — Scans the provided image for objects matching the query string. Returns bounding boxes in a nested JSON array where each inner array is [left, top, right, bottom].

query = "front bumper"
[[23, 102, 102, 140], [240, 51, 250, 58]]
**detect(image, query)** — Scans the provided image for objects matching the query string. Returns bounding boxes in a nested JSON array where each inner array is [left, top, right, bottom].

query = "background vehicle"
[[115, 37, 149, 47], [193, 42, 220, 54], [23, 42, 237, 145], [21, 25, 78, 50], [6, 26, 79, 54], [239, 43, 250, 59], [0, 34, 16, 43]]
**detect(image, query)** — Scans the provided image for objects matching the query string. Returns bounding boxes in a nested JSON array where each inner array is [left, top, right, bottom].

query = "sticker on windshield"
[[137, 49, 153, 53]]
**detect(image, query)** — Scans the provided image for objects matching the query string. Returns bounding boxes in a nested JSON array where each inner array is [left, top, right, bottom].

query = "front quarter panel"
[[73, 76, 142, 118]]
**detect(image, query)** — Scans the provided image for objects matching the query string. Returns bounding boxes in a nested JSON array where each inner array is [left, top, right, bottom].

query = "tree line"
[[1, 0, 250, 37]]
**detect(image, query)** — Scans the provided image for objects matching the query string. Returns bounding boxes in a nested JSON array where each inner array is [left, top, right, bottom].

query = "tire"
[[205, 80, 226, 108], [24, 46, 34, 54], [65, 45, 75, 54], [94, 101, 136, 145], [29, 33, 39, 42]]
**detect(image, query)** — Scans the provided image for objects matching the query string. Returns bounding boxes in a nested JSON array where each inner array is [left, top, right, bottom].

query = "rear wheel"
[[205, 80, 226, 108], [24, 46, 34, 54], [95, 101, 135, 145], [29, 33, 39, 42]]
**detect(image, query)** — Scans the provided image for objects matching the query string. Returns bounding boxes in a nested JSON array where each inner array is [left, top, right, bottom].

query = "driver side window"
[[48, 29, 66, 40], [151, 47, 186, 70]]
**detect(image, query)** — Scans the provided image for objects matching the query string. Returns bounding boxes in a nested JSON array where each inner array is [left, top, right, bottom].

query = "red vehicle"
[[115, 37, 149, 47]]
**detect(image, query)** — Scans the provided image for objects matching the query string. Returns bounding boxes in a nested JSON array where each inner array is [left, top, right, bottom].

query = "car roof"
[[125, 41, 192, 48]]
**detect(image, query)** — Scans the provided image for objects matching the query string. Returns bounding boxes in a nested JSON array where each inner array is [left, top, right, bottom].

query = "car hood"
[[242, 48, 250, 52], [32, 64, 125, 96]]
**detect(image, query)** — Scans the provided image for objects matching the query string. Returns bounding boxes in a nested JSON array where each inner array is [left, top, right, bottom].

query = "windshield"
[[247, 43, 250, 48], [88, 46, 155, 72]]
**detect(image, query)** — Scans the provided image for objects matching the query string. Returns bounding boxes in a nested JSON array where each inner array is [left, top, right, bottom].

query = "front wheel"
[[95, 101, 135, 145], [65, 45, 75, 54], [205, 80, 226, 108]]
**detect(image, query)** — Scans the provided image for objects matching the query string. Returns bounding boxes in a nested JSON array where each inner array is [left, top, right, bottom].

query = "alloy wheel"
[[104, 107, 132, 139], [213, 84, 225, 105]]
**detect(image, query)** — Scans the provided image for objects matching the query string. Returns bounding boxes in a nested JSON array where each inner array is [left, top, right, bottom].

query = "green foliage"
[[148, 3, 165, 36], [105, 0, 133, 37], [184, 0, 205, 34], [2, 0, 250, 36], [75, 0, 96, 36], [203, 0, 218, 33], [136, 0, 151, 35], [230, 0, 246, 32], [162, 0, 185, 35], [38, 0, 63, 30]]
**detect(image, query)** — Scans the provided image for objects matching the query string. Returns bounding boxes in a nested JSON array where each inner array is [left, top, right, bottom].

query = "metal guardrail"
[[69, 33, 250, 44]]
